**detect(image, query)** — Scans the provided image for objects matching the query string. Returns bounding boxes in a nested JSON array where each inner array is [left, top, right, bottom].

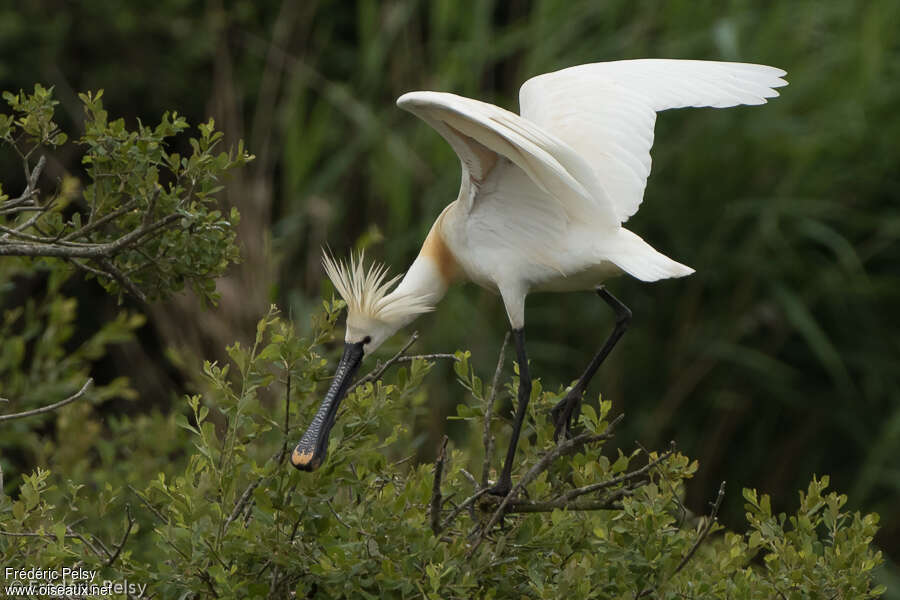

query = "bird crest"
[[322, 251, 435, 325]]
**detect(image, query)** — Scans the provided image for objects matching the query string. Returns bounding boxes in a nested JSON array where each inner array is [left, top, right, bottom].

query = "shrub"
[[1, 303, 884, 598]]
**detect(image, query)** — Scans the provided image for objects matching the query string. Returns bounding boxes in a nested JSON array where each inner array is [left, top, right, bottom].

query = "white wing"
[[397, 91, 619, 227], [519, 59, 788, 223]]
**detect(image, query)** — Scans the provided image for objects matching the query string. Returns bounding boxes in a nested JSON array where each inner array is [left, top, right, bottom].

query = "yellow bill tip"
[[291, 447, 320, 471]]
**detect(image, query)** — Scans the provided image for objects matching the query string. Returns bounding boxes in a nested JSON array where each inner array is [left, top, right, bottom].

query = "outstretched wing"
[[519, 59, 788, 223], [397, 91, 619, 227]]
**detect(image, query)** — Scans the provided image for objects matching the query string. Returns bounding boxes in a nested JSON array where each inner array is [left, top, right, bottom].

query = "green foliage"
[[0, 84, 253, 303], [0, 265, 141, 484], [1, 1, 897, 580], [1, 306, 884, 598]]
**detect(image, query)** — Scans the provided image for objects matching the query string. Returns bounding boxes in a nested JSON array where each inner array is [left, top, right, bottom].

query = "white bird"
[[292, 59, 787, 494]]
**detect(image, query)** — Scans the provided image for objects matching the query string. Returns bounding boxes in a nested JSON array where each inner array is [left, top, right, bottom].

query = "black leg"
[[551, 286, 631, 440], [488, 328, 531, 496]]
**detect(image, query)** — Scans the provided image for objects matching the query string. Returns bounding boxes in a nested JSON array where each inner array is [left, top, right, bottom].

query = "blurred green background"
[[1, 0, 898, 584]]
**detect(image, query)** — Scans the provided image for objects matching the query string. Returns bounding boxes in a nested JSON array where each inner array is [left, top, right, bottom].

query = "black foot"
[[550, 387, 583, 441], [485, 479, 512, 497]]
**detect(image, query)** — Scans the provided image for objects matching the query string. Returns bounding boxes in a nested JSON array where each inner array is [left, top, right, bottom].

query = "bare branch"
[[672, 481, 726, 577], [0, 379, 93, 423], [471, 413, 624, 553], [97, 257, 147, 302], [61, 200, 138, 242], [395, 353, 459, 363], [482, 332, 509, 487], [127, 485, 170, 526], [348, 332, 419, 393], [224, 479, 262, 534], [459, 469, 478, 489], [0, 212, 180, 258], [563, 442, 676, 502], [68, 257, 115, 280], [106, 505, 136, 568], [275, 370, 292, 465], [0, 156, 46, 214], [637, 481, 727, 598], [441, 487, 492, 532], [430, 436, 449, 535], [477, 493, 627, 514]]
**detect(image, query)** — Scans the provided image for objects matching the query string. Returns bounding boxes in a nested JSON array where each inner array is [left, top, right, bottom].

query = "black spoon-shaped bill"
[[291, 341, 365, 471]]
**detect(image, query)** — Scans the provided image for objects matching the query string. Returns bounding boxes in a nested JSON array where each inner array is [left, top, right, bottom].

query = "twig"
[[637, 481, 727, 598], [347, 332, 419, 394], [471, 413, 624, 553], [477, 494, 625, 514], [276, 370, 292, 464], [459, 469, 478, 489], [327, 501, 352, 529], [69, 257, 115, 280], [482, 332, 509, 487], [61, 200, 138, 241], [563, 442, 676, 501], [199, 571, 219, 598], [672, 481, 726, 577], [97, 257, 147, 302], [0, 530, 87, 539], [430, 436, 449, 535], [0, 156, 46, 222], [395, 353, 459, 363], [0, 213, 180, 258], [441, 487, 493, 532], [638, 440, 688, 525], [0, 379, 93, 422], [106, 505, 136, 567], [127, 485, 170, 525], [223, 479, 262, 533]]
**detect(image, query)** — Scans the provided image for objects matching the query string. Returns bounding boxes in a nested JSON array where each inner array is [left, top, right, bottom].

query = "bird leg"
[[551, 286, 631, 440], [488, 328, 531, 496]]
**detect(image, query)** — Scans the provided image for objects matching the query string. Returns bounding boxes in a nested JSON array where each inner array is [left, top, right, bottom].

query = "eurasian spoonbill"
[[292, 59, 787, 496]]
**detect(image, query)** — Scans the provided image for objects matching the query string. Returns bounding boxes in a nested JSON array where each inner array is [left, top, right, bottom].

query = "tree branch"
[[127, 484, 170, 526], [430, 436, 449, 535], [563, 441, 676, 502], [441, 487, 493, 532], [636, 480, 727, 598], [224, 478, 262, 534], [348, 332, 419, 394], [395, 353, 459, 363], [106, 505, 136, 568], [482, 332, 509, 487], [0, 379, 93, 422], [0, 155, 45, 216], [471, 413, 624, 553], [97, 257, 147, 302], [0, 213, 180, 258], [477, 493, 627, 514], [671, 481, 726, 577]]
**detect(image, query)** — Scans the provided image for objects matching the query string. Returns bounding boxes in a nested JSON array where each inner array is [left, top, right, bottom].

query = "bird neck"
[[383, 253, 449, 329]]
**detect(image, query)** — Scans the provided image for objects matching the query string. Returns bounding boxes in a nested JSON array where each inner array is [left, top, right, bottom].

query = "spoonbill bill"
[[292, 59, 787, 494]]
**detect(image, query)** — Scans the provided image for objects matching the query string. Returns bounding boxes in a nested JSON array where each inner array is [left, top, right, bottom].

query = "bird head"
[[291, 251, 434, 471]]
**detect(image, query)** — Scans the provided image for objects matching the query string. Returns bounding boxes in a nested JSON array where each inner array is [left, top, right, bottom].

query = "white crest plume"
[[322, 250, 435, 323]]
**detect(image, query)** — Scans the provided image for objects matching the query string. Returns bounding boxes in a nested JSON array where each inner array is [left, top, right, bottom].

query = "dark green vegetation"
[[1, 0, 898, 597], [1, 301, 886, 598]]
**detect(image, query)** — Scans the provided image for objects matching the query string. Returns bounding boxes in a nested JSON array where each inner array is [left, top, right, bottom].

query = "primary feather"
[[518, 59, 788, 222]]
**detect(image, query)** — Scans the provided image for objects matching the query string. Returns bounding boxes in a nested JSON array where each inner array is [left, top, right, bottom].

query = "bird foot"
[[550, 390, 583, 441], [485, 480, 512, 497]]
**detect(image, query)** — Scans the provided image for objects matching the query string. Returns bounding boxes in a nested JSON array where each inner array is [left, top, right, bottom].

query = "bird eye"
[[362, 336, 372, 345]]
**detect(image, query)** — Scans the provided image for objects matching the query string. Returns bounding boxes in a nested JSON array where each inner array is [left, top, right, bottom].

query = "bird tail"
[[605, 228, 694, 282]]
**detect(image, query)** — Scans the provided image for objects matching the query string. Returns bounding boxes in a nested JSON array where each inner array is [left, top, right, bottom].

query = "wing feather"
[[397, 91, 619, 226], [519, 59, 787, 222]]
